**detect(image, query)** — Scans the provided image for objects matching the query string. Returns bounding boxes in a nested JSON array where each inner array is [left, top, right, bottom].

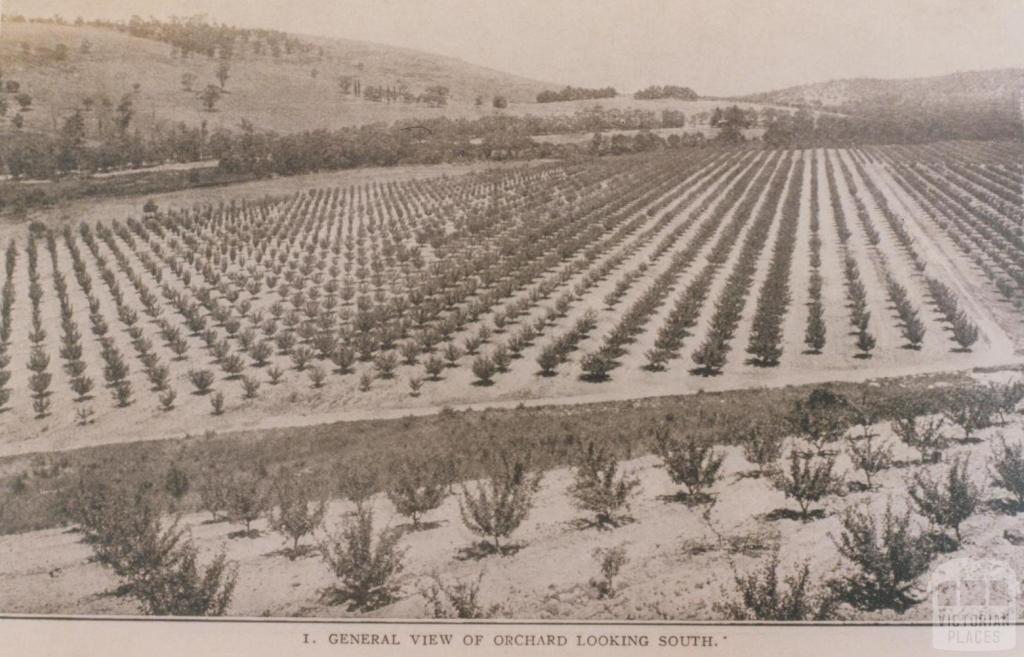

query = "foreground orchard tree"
[[63, 479, 237, 616], [653, 425, 724, 503], [386, 457, 447, 529], [321, 505, 405, 611], [270, 470, 327, 558], [718, 552, 837, 620], [458, 451, 542, 554], [834, 501, 933, 612], [568, 441, 640, 528], [771, 451, 842, 521], [909, 456, 980, 547]]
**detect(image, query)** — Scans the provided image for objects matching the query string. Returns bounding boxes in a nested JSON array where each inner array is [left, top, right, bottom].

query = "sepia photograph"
[[0, 0, 1022, 654]]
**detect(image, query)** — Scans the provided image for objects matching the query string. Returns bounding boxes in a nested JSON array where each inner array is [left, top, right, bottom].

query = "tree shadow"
[[455, 541, 523, 561], [227, 528, 261, 539], [734, 469, 769, 481], [657, 490, 716, 507], [567, 515, 635, 532], [762, 508, 826, 522], [263, 544, 320, 560], [988, 497, 1024, 516], [925, 531, 959, 554], [394, 520, 444, 536]]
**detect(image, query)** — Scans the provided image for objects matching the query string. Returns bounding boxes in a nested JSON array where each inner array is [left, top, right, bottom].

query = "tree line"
[[536, 86, 618, 103]]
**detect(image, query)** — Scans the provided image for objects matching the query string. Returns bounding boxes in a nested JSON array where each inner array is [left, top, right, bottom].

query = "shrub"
[[374, 351, 398, 379], [442, 342, 462, 366], [32, 393, 51, 417], [590, 545, 628, 599], [951, 312, 979, 351], [421, 570, 498, 618], [990, 436, 1024, 511], [536, 344, 559, 375], [358, 371, 374, 392], [567, 441, 640, 528], [787, 388, 853, 454], [331, 345, 355, 373], [804, 303, 827, 354], [308, 365, 327, 388], [990, 380, 1024, 423], [197, 469, 227, 522], [157, 386, 176, 407], [188, 369, 215, 394], [834, 501, 932, 612], [113, 380, 133, 407], [386, 457, 447, 529], [459, 451, 542, 553], [408, 377, 423, 396], [891, 409, 948, 463], [65, 480, 237, 616], [771, 451, 841, 521], [250, 340, 274, 366], [163, 465, 190, 505], [942, 388, 996, 441], [270, 471, 327, 557], [653, 426, 724, 501], [909, 456, 980, 545], [223, 471, 269, 535], [719, 553, 837, 620], [846, 432, 893, 490], [321, 505, 405, 610], [241, 375, 261, 399], [291, 345, 314, 371], [210, 391, 225, 415], [856, 328, 876, 357], [471, 354, 496, 384], [267, 365, 284, 384], [741, 424, 784, 476], [423, 355, 445, 381], [491, 344, 511, 372], [580, 350, 614, 381], [336, 461, 379, 505]]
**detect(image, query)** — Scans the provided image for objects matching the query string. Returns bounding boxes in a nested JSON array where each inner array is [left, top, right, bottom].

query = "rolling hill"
[[740, 68, 1024, 113], [0, 19, 560, 136]]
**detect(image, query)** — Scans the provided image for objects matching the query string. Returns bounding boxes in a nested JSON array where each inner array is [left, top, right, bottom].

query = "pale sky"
[[3, 0, 1023, 96]]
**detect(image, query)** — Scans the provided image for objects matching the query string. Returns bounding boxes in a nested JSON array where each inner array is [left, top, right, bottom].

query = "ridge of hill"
[[0, 19, 558, 135]]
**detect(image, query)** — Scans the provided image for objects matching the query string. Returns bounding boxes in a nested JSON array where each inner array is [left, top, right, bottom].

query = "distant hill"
[[0, 19, 558, 137], [740, 68, 1024, 114]]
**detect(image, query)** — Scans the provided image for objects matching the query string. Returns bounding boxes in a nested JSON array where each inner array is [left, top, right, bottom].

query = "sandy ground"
[[2, 393, 1022, 620]]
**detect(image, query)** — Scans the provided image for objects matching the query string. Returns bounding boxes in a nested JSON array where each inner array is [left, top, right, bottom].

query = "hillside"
[[741, 68, 1024, 112], [0, 19, 558, 136]]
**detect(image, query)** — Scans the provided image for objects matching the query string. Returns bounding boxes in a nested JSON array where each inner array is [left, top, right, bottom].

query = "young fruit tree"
[[320, 505, 405, 611], [458, 451, 542, 554], [269, 471, 327, 558], [653, 425, 724, 503], [834, 501, 933, 612], [891, 408, 948, 463], [718, 552, 837, 620], [787, 388, 853, 455], [386, 457, 448, 529], [908, 456, 980, 546], [990, 436, 1024, 511], [771, 451, 842, 521], [567, 442, 641, 528]]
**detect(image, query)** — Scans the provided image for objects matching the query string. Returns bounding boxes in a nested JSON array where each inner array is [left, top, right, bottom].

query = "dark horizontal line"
[[1, 615, 1011, 627]]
